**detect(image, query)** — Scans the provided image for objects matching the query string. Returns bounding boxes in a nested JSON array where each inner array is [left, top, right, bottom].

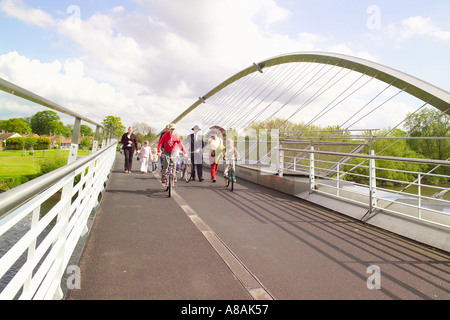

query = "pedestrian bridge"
[[0, 52, 449, 300]]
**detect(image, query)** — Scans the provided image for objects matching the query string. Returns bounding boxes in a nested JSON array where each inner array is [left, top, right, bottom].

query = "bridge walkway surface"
[[68, 154, 450, 300]]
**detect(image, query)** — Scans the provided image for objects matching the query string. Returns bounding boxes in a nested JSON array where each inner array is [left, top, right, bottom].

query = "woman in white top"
[[206, 134, 224, 182]]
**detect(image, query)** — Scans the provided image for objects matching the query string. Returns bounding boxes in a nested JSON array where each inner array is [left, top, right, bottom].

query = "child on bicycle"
[[224, 138, 240, 181], [157, 123, 187, 184]]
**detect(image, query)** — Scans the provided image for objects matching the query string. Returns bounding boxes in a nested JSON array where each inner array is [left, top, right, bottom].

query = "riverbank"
[[0, 149, 89, 192]]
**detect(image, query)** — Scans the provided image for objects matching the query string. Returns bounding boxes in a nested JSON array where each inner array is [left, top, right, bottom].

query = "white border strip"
[[154, 172, 273, 300]]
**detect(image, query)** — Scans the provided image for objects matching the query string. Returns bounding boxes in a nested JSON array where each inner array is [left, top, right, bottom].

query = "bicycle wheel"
[[168, 174, 173, 197], [225, 173, 230, 187], [179, 162, 185, 179], [230, 170, 235, 192], [185, 163, 192, 183]]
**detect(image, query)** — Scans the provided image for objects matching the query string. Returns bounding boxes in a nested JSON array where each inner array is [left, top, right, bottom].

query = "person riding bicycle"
[[224, 138, 240, 181], [157, 123, 187, 184]]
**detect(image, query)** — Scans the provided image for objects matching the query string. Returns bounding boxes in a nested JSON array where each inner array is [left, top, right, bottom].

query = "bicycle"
[[179, 152, 193, 183], [183, 156, 192, 183], [164, 161, 176, 197], [224, 156, 237, 192]]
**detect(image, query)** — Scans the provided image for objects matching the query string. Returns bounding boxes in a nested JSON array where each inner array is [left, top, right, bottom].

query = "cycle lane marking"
[[153, 171, 274, 300]]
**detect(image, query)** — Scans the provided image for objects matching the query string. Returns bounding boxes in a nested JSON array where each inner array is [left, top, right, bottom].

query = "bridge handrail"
[[273, 143, 449, 229], [0, 141, 117, 300], [0, 78, 104, 129], [278, 147, 450, 166], [0, 142, 117, 219]]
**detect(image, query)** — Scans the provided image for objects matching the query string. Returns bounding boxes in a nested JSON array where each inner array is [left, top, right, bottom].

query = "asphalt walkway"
[[68, 155, 253, 300], [68, 154, 450, 300]]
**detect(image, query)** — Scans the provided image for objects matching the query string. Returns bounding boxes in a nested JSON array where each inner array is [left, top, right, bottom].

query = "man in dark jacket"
[[185, 125, 205, 181]]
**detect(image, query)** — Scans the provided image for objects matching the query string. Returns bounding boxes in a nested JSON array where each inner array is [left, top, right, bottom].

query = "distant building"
[[41, 134, 94, 149], [0, 131, 95, 150], [41, 135, 61, 148], [0, 131, 22, 150]]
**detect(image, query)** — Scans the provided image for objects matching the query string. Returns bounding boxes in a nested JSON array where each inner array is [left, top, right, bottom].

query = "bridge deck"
[[68, 155, 450, 300]]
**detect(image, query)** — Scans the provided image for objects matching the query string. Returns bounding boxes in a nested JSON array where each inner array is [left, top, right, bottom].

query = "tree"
[[80, 125, 94, 137], [343, 129, 426, 186], [0, 120, 7, 131], [30, 111, 60, 136], [80, 136, 92, 149], [54, 122, 72, 138], [2, 118, 31, 134], [102, 115, 126, 138], [404, 108, 450, 160], [133, 122, 152, 136], [132, 122, 157, 145]]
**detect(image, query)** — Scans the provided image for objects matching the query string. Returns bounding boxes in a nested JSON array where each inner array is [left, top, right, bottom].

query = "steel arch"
[[171, 51, 450, 125]]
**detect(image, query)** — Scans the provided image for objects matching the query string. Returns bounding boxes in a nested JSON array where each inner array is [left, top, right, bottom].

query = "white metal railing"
[[0, 76, 118, 300], [209, 130, 449, 229], [0, 141, 117, 300], [277, 146, 450, 229]]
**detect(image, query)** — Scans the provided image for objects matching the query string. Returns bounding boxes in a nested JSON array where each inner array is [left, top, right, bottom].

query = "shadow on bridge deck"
[[68, 154, 450, 300]]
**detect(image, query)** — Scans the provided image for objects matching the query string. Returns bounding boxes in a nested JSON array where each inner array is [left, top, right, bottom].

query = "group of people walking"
[[120, 126, 158, 174], [120, 123, 232, 184]]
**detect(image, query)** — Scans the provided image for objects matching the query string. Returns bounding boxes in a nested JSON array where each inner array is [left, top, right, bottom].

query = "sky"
[[0, 0, 449, 132]]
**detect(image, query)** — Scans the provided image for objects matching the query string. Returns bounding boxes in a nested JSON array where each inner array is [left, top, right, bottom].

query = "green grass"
[[0, 149, 89, 192]]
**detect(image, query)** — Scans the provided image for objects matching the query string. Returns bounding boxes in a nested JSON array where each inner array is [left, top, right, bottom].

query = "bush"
[[5, 137, 51, 150], [0, 176, 30, 193], [35, 137, 51, 150], [39, 155, 67, 174]]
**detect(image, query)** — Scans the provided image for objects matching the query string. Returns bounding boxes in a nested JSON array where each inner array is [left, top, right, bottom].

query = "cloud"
[[0, 51, 130, 124], [0, 50, 195, 130], [391, 16, 450, 41], [326, 43, 379, 62], [0, 0, 388, 131], [0, 0, 55, 28]]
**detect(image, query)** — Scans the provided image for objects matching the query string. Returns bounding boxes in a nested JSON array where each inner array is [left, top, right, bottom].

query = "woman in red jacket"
[[157, 123, 187, 183]]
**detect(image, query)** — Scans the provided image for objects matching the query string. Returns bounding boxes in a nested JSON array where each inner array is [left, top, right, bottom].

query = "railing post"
[[53, 174, 75, 299], [270, 129, 279, 173], [309, 146, 315, 193], [259, 129, 267, 164], [337, 162, 340, 197], [249, 129, 257, 164], [275, 135, 280, 175], [22, 205, 41, 297], [68, 117, 81, 164], [105, 130, 110, 147], [81, 161, 96, 237], [369, 150, 377, 212], [101, 129, 107, 149], [418, 173, 422, 220], [108, 130, 114, 147], [92, 126, 101, 153], [279, 144, 284, 177]]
